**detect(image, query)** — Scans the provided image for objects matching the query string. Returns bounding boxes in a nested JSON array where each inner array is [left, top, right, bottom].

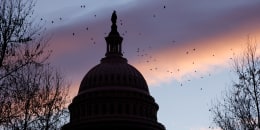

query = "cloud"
[[132, 28, 260, 86], [40, 0, 260, 88]]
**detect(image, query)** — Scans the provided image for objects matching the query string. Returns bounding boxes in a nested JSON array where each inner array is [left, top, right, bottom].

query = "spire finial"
[[111, 10, 117, 24], [110, 10, 119, 35]]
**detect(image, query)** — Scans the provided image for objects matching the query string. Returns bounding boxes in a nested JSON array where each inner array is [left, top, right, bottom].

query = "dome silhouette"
[[62, 11, 166, 130], [78, 56, 149, 95]]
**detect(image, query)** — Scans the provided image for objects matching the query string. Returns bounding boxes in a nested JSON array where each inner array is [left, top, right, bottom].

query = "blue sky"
[[35, 0, 260, 129]]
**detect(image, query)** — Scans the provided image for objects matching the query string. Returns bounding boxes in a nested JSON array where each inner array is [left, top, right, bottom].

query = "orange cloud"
[[133, 25, 260, 86]]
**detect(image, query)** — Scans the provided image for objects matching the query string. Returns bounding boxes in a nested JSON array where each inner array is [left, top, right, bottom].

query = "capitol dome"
[[62, 11, 166, 130]]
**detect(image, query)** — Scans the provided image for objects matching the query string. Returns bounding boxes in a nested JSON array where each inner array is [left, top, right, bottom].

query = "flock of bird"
[[40, 3, 237, 92], [135, 44, 213, 89]]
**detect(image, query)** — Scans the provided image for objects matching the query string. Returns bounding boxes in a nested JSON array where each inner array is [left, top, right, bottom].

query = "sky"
[[34, 0, 260, 130]]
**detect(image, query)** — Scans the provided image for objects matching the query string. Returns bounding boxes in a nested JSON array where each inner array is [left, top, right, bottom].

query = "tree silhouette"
[[0, 0, 49, 79], [2, 63, 69, 130], [211, 38, 260, 130], [0, 0, 70, 129]]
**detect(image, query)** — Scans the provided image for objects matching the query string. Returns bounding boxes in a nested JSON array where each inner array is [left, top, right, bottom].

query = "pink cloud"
[[133, 27, 260, 86]]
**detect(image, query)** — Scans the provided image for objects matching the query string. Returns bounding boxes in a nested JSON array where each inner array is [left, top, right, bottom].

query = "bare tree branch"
[[211, 38, 260, 130]]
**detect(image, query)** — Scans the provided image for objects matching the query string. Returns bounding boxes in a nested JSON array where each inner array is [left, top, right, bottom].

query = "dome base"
[[62, 118, 165, 130]]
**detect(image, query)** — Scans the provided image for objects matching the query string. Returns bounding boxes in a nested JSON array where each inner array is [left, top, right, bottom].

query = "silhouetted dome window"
[[125, 103, 130, 114]]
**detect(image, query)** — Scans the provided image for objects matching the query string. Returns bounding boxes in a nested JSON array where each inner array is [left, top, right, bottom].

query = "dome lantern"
[[105, 11, 123, 57]]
